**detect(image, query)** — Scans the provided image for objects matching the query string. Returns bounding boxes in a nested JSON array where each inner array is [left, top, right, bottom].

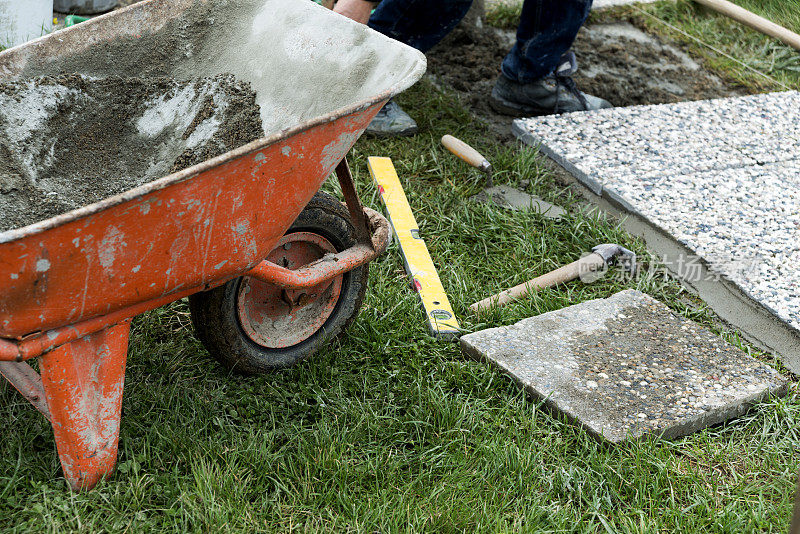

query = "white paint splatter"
[[233, 221, 250, 235], [99, 226, 126, 268]]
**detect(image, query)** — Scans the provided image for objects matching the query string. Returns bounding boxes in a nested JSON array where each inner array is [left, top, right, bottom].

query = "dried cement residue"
[[0, 73, 263, 232]]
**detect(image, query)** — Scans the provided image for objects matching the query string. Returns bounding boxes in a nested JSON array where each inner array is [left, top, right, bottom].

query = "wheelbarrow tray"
[[0, 0, 425, 490], [0, 0, 425, 339]]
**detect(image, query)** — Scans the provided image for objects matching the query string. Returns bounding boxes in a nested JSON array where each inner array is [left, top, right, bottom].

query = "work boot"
[[365, 99, 418, 137], [490, 52, 612, 116]]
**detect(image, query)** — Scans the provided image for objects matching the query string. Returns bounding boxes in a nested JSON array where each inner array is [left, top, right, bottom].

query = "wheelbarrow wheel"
[[189, 192, 368, 374]]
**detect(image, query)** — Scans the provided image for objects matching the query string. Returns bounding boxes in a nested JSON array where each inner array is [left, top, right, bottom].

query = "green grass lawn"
[[632, 0, 800, 91], [1, 78, 796, 532]]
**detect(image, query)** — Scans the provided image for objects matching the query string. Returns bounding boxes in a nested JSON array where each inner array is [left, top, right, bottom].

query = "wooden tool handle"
[[442, 135, 491, 172], [470, 253, 606, 313], [693, 0, 800, 51]]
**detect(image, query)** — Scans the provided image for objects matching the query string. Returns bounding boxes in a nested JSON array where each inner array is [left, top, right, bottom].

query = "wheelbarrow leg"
[[38, 320, 131, 491]]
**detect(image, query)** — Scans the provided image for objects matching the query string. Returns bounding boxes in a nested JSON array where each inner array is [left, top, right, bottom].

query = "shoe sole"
[[490, 94, 613, 116], [489, 91, 553, 117]]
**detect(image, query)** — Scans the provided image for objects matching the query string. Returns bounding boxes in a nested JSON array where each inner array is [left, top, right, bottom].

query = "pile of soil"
[[427, 20, 744, 141], [0, 73, 263, 233]]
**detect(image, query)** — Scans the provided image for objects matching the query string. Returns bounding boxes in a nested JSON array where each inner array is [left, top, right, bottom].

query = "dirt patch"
[[427, 21, 745, 141], [0, 73, 263, 233]]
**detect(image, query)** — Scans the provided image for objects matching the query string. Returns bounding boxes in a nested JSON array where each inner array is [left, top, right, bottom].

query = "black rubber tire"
[[189, 192, 369, 374]]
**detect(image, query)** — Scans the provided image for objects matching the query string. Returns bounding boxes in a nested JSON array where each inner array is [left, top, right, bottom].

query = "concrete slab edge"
[[512, 119, 604, 195], [512, 115, 800, 372], [599, 182, 799, 337]]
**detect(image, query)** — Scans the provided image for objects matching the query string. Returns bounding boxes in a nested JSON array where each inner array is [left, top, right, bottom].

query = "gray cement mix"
[[461, 290, 787, 443], [4, 0, 425, 137], [0, 0, 425, 231], [0, 73, 263, 232]]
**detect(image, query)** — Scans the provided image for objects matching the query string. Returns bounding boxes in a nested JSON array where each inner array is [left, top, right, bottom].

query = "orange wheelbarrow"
[[0, 0, 425, 490]]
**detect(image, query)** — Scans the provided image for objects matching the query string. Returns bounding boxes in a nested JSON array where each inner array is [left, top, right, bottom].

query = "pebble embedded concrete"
[[461, 290, 787, 443], [513, 91, 800, 349]]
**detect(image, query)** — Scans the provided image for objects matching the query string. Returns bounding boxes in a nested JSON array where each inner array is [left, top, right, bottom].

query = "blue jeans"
[[368, 0, 592, 82]]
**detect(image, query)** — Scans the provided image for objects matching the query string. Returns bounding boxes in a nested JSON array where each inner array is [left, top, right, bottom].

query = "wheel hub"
[[236, 232, 343, 349]]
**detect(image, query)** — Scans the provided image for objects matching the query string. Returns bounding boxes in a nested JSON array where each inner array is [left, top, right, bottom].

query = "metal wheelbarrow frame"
[[0, 0, 426, 490]]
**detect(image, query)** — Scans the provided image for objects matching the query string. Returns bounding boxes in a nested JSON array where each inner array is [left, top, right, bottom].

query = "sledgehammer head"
[[591, 244, 638, 275]]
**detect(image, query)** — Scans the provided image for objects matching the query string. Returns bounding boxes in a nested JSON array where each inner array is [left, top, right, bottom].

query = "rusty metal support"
[[247, 207, 389, 289], [0, 338, 17, 361], [336, 159, 372, 245], [0, 361, 50, 420], [250, 244, 373, 289]]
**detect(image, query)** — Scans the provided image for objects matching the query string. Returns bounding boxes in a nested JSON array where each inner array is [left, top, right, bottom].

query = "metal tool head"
[[592, 243, 638, 275], [480, 162, 493, 188]]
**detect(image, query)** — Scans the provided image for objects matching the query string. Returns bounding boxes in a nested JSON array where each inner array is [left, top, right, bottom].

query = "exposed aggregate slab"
[[461, 290, 787, 443], [513, 91, 800, 335]]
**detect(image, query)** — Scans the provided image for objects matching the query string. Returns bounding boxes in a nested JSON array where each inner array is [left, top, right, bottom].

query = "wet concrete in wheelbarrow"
[[461, 290, 788, 443], [0, 73, 263, 233]]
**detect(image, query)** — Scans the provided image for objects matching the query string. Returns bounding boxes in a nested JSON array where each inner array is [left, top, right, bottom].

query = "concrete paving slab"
[[603, 162, 800, 331], [513, 91, 800, 371], [514, 92, 800, 195], [461, 290, 787, 443]]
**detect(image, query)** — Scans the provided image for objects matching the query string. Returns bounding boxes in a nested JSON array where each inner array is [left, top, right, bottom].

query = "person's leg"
[[491, 0, 612, 115], [365, 0, 473, 136], [502, 0, 591, 83], [368, 0, 473, 53]]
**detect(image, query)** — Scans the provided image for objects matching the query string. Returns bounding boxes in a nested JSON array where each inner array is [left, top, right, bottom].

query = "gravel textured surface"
[[513, 91, 800, 333], [461, 290, 787, 443]]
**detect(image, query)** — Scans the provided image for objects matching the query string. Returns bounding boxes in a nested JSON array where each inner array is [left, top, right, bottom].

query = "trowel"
[[441, 135, 565, 220]]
